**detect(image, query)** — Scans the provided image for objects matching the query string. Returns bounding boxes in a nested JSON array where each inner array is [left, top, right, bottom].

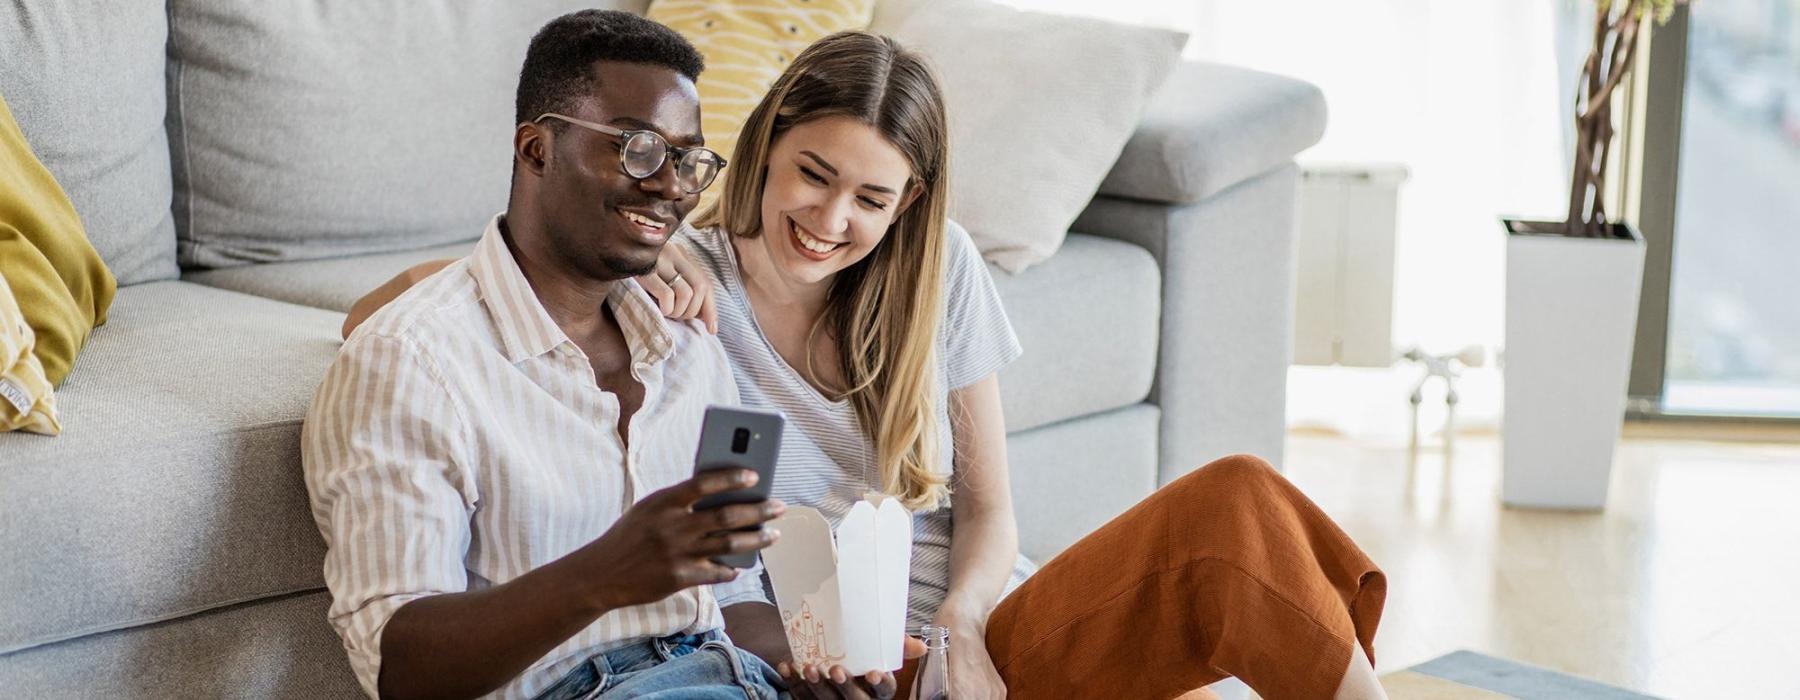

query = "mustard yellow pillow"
[[0, 90, 116, 387], [647, 0, 877, 210], [0, 272, 60, 435]]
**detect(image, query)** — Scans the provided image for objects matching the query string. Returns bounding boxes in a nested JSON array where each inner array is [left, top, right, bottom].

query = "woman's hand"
[[635, 241, 717, 334], [776, 637, 925, 700], [936, 610, 1007, 699], [778, 663, 898, 700]]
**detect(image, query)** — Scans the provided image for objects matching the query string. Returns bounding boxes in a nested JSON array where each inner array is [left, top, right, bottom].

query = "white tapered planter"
[[1501, 219, 1644, 510]]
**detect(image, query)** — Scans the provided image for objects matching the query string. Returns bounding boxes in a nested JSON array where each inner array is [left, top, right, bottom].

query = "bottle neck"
[[918, 624, 951, 651]]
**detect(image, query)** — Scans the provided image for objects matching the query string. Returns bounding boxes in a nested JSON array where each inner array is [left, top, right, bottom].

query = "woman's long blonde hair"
[[696, 32, 951, 511]]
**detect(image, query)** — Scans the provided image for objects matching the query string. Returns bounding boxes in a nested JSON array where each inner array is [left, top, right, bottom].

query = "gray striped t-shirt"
[[686, 221, 1035, 627]]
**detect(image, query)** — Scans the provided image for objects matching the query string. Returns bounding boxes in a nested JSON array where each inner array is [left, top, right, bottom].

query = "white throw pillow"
[[870, 0, 1187, 273]]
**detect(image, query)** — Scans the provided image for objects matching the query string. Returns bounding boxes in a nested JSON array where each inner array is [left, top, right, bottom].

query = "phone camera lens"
[[731, 428, 750, 454]]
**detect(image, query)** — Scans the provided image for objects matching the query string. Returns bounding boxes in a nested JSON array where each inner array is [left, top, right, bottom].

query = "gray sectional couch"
[[0, 1, 1323, 696]]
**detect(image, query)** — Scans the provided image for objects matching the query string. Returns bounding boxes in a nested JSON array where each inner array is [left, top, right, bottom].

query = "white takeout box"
[[761, 496, 913, 675]]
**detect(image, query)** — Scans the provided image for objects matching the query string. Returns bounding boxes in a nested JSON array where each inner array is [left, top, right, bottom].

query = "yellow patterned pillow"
[[0, 272, 60, 435], [647, 0, 876, 209]]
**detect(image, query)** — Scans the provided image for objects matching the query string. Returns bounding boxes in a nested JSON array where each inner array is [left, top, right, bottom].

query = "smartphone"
[[692, 405, 784, 568]]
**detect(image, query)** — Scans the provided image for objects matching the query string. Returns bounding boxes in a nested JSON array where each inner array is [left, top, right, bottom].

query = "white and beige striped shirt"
[[301, 215, 740, 700]]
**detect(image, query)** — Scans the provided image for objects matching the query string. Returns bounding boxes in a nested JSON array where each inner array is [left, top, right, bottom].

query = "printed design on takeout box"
[[762, 496, 914, 675], [783, 600, 844, 667]]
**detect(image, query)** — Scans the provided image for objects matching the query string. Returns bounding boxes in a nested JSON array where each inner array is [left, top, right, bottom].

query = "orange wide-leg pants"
[[901, 454, 1386, 699]]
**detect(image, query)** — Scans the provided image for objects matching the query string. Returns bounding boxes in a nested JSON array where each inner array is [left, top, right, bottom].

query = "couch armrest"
[[1097, 61, 1326, 205], [1073, 164, 1300, 483]]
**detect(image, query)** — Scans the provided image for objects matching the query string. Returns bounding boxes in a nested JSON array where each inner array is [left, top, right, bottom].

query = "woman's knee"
[[1135, 454, 1293, 565], [1146, 454, 1288, 524], [1178, 453, 1282, 492]]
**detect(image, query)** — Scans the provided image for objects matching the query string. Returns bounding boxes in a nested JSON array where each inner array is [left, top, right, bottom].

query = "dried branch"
[[1582, 10, 1642, 123], [1562, 0, 1683, 238]]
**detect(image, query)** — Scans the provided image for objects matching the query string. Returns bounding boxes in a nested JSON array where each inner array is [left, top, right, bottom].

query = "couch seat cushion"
[[0, 591, 359, 698], [0, 282, 342, 655], [183, 239, 477, 313], [993, 234, 1159, 432]]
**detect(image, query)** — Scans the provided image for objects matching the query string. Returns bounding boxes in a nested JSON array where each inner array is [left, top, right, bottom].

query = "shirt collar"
[[469, 214, 677, 367]]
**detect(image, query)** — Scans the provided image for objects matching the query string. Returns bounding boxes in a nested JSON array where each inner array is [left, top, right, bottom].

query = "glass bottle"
[[910, 624, 952, 700]]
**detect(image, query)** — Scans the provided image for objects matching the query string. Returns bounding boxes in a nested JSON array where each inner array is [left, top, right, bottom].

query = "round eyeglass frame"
[[534, 112, 726, 194]]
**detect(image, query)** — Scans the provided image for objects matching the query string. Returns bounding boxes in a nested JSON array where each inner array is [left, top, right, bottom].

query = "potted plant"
[[1502, 0, 1685, 509]]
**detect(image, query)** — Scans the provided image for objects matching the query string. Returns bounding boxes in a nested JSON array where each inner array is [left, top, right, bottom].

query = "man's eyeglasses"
[[535, 112, 726, 194]]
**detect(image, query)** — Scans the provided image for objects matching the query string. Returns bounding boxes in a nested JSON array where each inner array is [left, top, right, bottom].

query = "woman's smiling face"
[[753, 115, 918, 286]]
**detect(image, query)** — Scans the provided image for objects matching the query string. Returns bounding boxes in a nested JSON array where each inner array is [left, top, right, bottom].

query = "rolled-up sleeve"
[[301, 332, 476, 698]]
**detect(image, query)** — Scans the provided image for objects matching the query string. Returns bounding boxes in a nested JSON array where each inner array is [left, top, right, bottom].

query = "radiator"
[[1292, 163, 1408, 368]]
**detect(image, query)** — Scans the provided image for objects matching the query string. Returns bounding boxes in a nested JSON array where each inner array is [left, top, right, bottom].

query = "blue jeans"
[[531, 630, 787, 700]]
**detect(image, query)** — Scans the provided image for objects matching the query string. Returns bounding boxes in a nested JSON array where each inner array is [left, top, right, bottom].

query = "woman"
[[346, 31, 1387, 700]]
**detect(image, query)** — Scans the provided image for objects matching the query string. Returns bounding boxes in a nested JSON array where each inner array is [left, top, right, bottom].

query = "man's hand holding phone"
[[692, 406, 784, 568], [572, 468, 784, 613]]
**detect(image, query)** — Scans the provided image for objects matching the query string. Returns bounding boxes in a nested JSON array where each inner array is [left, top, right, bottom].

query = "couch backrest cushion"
[[167, 1, 651, 269], [0, 2, 179, 286]]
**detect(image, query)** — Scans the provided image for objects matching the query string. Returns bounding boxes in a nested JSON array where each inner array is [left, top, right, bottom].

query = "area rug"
[[1381, 650, 1660, 699]]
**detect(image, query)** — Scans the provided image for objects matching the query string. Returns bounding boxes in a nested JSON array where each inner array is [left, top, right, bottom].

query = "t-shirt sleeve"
[[940, 219, 1023, 390]]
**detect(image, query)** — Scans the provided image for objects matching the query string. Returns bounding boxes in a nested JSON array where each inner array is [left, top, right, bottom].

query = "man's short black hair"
[[514, 10, 705, 127]]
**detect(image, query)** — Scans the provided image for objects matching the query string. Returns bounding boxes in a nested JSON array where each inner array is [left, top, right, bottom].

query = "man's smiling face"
[[533, 60, 703, 281]]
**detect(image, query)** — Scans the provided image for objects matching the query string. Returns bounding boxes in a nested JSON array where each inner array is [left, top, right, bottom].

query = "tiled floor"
[[1281, 427, 1800, 699]]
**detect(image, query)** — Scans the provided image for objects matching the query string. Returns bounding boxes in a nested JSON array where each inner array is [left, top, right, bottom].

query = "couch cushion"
[[0, 1, 178, 286], [0, 282, 343, 655], [993, 234, 1159, 433], [166, 0, 650, 269], [0, 591, 359, 698], [1097, 61, 1327, 205], [184, 239, 478, 313], [1006, 404, 1159, 562]]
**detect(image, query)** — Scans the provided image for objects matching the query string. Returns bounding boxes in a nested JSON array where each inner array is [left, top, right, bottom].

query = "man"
[[303, 11, 782, 699]]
